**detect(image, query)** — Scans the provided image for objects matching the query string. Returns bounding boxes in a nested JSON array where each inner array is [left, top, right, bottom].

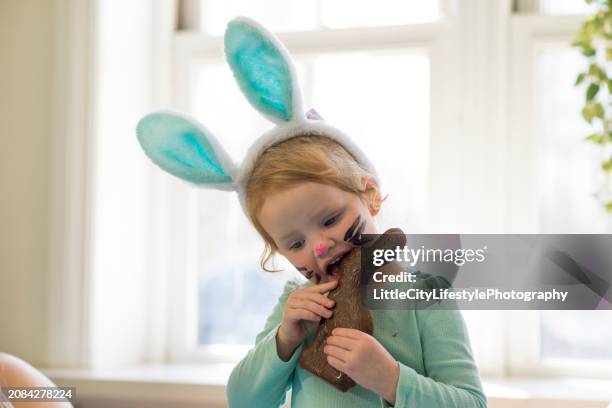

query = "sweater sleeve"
[[381, 304, 487, 408], [226, 278, 306, 408]]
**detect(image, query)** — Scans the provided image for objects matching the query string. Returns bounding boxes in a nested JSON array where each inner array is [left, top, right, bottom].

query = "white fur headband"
[[136, 16, 379, 222]]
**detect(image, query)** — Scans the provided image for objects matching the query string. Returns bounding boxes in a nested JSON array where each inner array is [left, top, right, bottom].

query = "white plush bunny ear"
[[224, 17, 305, 124], [136, 111, 237, 190]]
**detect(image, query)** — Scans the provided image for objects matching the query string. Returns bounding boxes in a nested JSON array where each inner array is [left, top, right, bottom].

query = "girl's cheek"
[[289, 255, 310, 273]]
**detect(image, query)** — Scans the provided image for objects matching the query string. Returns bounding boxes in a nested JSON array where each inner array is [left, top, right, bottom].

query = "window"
[[535, 47, 610, 233], [541, 310, 612, 360], [191, 50, 430, 350], [535, 46, 612, 370], [515, 0, 598, 15], [172, 0, 437, 361], [509, 0, 612, 377], [164, 0, 612, 378], [538, 0, 597, 15], [197, 0, 441, 35]]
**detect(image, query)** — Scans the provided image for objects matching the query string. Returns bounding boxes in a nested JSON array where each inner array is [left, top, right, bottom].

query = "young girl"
[[136, 16, 486, 408], [226, 135, 486, 407]]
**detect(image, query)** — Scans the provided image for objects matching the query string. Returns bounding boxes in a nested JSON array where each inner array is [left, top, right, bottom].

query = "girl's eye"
[[290, 240, 304, 250], [324, 214, 339, 227]]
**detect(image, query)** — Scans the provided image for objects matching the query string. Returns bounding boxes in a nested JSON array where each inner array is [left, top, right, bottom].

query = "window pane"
[[200, 0, 440, 35], [320, 0, 440, 29], [201, 0, 319, 36], [309, 50, 430, 233], [535, 47, 612, 361], [541, 310, 612, 360], [535, 48, 609, 233], [190, 49, 430, 346], [195, 195, 292, 345], [539, 0, 597, 15], [190, 60, 300, 346]]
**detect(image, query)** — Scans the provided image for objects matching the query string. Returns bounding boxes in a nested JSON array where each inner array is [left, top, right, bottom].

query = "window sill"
[[41, 363, 233, 405], [41, 365, 612, 405], [483, 377, 612, 404]]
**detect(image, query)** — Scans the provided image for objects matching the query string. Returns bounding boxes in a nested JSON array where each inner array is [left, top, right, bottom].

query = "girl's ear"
[[362, 176, 382, 216], [136, 111, 236, 189], [224, 17, 304, 124], [369, 191, 382, 216]]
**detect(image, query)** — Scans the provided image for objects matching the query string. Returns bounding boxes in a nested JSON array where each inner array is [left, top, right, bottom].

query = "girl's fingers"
[[293, 291, 335, 308], [289, 309, 321, 322], [324, 344, 351, 362], [326, 355, 347, 373], [289, 299, 333, 319], [325, 335, 356, 351], [284, 281, 338, 325], [331, 327, 362, 339], [304, 279, 338, 293]]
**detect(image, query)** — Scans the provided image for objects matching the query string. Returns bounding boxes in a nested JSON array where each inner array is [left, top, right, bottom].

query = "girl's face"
[[259, 179, 379, 284]]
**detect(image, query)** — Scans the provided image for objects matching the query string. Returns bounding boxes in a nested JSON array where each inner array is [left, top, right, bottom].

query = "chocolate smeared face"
[[259, 180, 379, 284], [299, 228, 407, 391]]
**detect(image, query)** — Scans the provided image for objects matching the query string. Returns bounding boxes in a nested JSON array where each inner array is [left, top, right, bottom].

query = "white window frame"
[[48, 0, 179, 369]]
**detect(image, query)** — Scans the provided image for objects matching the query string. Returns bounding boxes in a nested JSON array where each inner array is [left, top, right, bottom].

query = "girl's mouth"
[[325, 250, 350, 276]]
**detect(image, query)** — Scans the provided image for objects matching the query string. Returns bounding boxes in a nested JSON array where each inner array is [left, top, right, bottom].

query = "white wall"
[[0, 0, 176, 371], [0, 0, 55, 365]]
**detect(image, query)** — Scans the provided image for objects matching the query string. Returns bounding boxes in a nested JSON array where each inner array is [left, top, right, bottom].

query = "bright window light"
[[539, 0, 598, 15], [190, 50, 430, 346], [535, 47, 612, 362], [200, 0, 441, 35]]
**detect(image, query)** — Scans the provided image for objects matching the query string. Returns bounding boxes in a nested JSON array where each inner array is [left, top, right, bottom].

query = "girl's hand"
[[324, 328, 400, 405], [276, 280, 338, 361]]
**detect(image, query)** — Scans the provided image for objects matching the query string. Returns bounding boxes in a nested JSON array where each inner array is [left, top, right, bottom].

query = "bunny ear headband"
[[136, 16, 379, 222]]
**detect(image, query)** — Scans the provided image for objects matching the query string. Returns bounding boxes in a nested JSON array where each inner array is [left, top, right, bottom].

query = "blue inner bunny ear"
[[137, 112, 233, 185], [225, 19, 295, 123]]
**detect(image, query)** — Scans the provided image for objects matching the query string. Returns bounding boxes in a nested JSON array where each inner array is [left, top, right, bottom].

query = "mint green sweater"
[[226, 278, 487, 407]]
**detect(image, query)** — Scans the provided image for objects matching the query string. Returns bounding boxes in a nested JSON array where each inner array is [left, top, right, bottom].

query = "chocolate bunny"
[[300, 228, 407, 391]]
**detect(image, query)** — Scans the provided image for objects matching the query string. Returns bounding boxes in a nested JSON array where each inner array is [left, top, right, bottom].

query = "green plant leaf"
[[596, 68, 608, 82], [594, 102, 605, 118], [582, 102, 597, 123], [582, 47, 597, 57], [588, 63, 607, 82], [576, 0, 612, 215], [585, 133, 604, 143], [587, 83, 600, 101]]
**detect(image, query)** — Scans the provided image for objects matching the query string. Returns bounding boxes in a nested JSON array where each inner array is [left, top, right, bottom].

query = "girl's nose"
[[314, 233, 333, 257], [314, 242, 327, 256]]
